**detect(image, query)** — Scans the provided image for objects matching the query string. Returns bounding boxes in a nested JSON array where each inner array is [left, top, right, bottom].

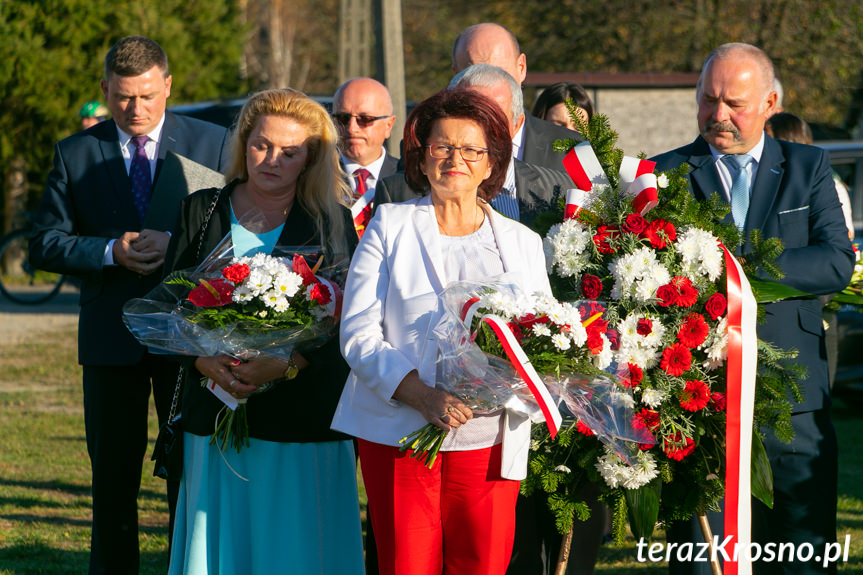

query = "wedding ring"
[[229, 379, 238, 389], [440, 413, 450, 422], [445, 406, 454, 413]]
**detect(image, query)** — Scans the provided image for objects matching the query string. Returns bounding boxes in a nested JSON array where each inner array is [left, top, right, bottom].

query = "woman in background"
[[532, 82, 594, 133]]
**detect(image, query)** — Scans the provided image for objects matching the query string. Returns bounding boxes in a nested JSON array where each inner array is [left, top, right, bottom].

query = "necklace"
[[437, 202, 483, 236]]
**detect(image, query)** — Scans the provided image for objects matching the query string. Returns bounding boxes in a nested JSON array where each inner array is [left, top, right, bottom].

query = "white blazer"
[[332, 195, 552, 479]]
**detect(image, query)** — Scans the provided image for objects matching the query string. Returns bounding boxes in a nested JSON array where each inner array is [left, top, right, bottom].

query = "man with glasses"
[[332, 77, 398, 238]]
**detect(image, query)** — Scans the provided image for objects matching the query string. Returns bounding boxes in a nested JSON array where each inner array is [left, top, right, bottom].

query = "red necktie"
[[353, 168, 371, 199]]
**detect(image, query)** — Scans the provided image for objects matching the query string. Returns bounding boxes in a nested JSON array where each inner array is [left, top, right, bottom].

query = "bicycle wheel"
[[0, 228, 66, 305]]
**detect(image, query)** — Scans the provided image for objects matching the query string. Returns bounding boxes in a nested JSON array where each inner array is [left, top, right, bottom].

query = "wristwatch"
[[283, 354, 299, 380]]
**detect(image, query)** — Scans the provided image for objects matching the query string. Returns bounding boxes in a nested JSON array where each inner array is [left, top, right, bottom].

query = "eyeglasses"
[[332, 113, 391, 127], [425, 144, 489, 162]]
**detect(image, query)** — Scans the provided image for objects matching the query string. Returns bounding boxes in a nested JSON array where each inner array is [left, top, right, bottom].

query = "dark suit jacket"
[[521, 114, 581, 171], [372, 159, 573, 228], [30, 112, 230, 366], [652, 135, 854, 412]]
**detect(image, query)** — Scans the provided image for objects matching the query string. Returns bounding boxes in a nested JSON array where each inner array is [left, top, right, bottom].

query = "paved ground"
[[0, 287, 79, 346]]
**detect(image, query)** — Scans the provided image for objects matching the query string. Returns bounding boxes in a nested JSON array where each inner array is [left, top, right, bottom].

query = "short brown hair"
[[104, 36, 169, 79], [403, 88, 511, 201]]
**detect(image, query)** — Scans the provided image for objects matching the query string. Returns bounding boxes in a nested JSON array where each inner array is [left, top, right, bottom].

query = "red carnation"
[[576, 421, 595, 436], [705, 293, 727, 320], [581, 274, 603, 299], [586, 331, 605, 355], [188, 279, 235, 307], [222, 263, 250, 283], [663, 433, 696, 461], [593, 225, 619, 254], [710, 392, 727, 412], [636, 318, 653, 336], [641, 219, 677, 249], [660, 343, 692, 376], [677, 313, 710, 348], [622, 213, 647, 234], [309, 282, 332, 306], [620, 363, 643, 388], [680, 379, 710, 411]]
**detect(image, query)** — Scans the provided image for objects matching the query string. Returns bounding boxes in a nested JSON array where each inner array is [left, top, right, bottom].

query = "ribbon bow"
[[562, 141, 659, 218]]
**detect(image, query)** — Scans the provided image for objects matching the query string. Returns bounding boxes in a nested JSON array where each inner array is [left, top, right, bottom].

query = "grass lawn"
[[1, 328, 861, 573]]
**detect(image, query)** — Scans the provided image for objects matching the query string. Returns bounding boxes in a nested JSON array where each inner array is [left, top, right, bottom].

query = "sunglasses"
[[332, 113, 390, 127]]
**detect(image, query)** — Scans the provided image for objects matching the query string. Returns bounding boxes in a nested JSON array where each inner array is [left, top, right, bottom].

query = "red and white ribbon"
[[619, 157, 659, 215], [458, 298, 563, 438], [563, 142, 609, 192], [721, 243, 758, 575], [564, 189, 587, 220], [350, 189, 375, 239], [562, 143, 660, 216]]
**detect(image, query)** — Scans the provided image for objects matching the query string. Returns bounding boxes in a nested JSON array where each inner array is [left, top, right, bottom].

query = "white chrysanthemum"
[[568, 321, 589, 347], [641, 387, 667, 408], [552, 333, 571, 351], [232, 284, 255, 303], [675, 227, 724, 281], [554, 465, 572, 473], [532, 323, 552, 337], [610, 390, 636, 409], [244, 269, 271, 296], [702, 317, 728, 370], [262, 289, 289, 310], [595, 445, 658, 490], [272, 270, 303, 299], [543, 218, 593, 278], [615, 313, 667, 368], [610, 247, 670, 303], [657, 174, 669, 188]]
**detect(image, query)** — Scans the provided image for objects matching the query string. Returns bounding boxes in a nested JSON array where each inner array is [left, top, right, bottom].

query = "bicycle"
[[0, 225, 67, 305]]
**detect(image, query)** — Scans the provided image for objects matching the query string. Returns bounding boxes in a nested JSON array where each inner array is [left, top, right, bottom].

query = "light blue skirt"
[[168, 433, 365, 575]]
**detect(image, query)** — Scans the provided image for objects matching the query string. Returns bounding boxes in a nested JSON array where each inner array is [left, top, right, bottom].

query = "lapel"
[[686, 137, 724, 203], [485, 203, 522, 274], [155, 112, 179, 183], [411, 196, 447, 292], [746, 135, 784, 233]]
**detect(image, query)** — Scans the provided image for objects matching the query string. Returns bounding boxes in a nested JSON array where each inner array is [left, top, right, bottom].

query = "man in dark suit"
[[333, 77, 398, 238], [452, 22, 578, 171], [373, 64, 572, 229], [30, 36, 230, 575], [653, 43, 853, 575]]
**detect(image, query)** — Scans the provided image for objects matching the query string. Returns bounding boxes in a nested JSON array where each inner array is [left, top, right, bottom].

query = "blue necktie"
[[722, 154, 752, 231], [130, 136, 152, 221]]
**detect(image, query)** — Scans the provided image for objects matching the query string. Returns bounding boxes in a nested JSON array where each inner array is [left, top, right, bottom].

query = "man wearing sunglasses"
[[332, 78, 399, 238]]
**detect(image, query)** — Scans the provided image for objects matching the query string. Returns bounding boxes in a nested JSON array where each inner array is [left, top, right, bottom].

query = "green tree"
[[0, 0, 247, 234]]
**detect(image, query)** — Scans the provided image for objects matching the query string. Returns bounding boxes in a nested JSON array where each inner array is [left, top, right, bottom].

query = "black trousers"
[[668, 409, 838, 575], [83, 355, 179, 575]]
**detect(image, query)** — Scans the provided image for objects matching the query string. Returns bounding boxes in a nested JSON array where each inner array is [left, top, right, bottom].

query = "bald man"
[[452, 22, 579, 171], [653, 43, 853, 575], [333, 78, 399, 237]]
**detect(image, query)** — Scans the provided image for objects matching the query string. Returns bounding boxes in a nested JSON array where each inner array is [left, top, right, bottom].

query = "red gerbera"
[[188, 279, 235, 307], [634, 408, 660, 432], [663, 432, 696, 461], [632, 408, 659, 449], [640, 218, 677, 249], [670, 276, 698, 307], [593, 225, 619, 254], [677, 313, 710, 348], [660, 343, 692, 376], [576, 421, 594, 436], [680, 379, 710, 411], [222, 263, 250, 283]]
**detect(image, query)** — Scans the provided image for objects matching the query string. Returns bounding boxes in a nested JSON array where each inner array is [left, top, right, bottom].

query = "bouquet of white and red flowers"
[[524, 112, 801, 562], [123, 238, 344, 451], [399, 280, 653, 469]]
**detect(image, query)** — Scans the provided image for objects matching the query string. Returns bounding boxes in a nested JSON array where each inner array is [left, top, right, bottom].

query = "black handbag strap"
[[166, 186, 225, 422]]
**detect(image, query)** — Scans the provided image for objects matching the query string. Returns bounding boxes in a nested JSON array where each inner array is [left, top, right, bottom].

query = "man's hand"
[[112, 229, 170, 275]]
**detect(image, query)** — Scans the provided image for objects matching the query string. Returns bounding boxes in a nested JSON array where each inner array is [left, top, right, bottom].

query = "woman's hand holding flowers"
[[194, 355, 259, 399], [393, 370, 472, 431]]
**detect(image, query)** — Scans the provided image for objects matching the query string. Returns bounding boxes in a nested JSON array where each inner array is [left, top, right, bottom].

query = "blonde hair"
[[227, 89, 351, 262]]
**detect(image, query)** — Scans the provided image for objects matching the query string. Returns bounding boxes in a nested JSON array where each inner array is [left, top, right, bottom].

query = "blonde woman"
[[165, 89, 362, 575]]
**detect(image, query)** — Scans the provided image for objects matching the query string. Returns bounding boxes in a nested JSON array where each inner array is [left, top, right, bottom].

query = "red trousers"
[[358, 439, 520, 575]]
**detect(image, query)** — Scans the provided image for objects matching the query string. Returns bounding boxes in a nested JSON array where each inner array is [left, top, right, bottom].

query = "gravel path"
[[0, 288, 80, 346]]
